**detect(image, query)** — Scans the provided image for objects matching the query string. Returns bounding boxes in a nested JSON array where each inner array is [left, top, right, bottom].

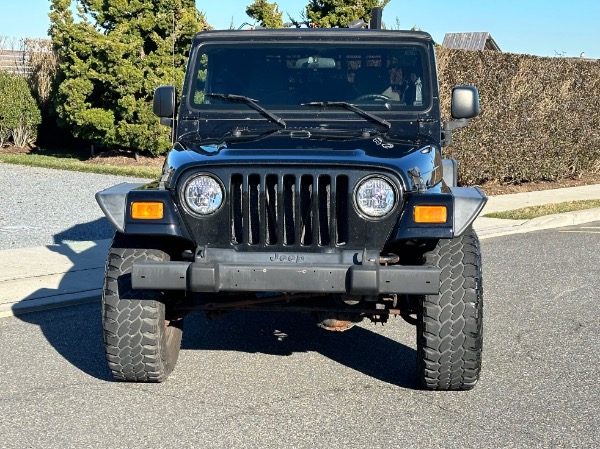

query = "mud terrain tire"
[[417, 228, 483, 390], [102, 234, 183, 382]]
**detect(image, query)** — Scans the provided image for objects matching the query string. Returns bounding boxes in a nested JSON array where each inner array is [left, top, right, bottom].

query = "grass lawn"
[[0, 149, 161, 179], [484, 200, 600, 220]]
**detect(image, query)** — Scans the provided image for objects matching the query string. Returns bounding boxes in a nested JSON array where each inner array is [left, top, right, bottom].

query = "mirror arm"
[[444, 118, 469, 131], [441, 119, 469, 147]]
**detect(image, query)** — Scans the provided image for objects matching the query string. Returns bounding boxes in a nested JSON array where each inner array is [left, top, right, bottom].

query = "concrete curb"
[[0, 291, 100, 318]]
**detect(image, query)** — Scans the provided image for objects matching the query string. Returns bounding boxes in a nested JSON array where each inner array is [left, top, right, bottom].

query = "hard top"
[[192, 28, 434, 43]]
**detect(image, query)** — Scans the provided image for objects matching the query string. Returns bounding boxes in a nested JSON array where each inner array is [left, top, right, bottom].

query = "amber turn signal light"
[[131, 202, 164, 219], [414, 205, 447, 223]]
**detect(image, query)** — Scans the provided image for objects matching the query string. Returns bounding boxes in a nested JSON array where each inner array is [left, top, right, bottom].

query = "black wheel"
[[416, 228, 483, 390], [102, 234, 183, 382]]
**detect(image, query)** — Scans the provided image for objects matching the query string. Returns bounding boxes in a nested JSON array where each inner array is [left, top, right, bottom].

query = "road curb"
[[0, 290, 100, 318]]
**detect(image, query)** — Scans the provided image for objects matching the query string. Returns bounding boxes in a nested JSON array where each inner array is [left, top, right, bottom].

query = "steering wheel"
[[352, 94, 392, 102]]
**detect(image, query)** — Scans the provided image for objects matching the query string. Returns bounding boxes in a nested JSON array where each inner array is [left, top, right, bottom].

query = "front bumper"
[[131, 260, 440, 295]]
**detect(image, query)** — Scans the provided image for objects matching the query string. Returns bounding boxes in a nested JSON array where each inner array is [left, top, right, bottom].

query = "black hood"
[[164, 131, 443, 194]]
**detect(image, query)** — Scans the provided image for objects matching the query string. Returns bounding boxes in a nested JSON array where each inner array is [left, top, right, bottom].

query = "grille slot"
[[230, 172, 349, 249], [230, 174, 243, 244]]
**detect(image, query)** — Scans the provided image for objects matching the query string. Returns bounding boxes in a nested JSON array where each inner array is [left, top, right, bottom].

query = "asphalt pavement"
[[1, 225, 598, 448], [1, 163, 599, 317]]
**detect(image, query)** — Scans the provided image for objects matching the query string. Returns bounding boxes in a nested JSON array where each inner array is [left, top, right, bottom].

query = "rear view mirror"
[[153, 85, 176, 118], [451, 86, 479, 119], [294, 56, 336, 69]]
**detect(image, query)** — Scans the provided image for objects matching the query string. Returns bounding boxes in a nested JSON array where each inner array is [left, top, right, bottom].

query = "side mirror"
[[153, 85, 176, 118], [451, 85, 479, 119]]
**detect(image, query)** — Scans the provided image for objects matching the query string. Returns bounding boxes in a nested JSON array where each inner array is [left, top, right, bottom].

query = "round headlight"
[[355, 177, 396, 218], [183, 175, 224, 215]]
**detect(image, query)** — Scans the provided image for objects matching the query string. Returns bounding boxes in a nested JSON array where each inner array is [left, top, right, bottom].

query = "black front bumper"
[[131, 259, 440, 295]]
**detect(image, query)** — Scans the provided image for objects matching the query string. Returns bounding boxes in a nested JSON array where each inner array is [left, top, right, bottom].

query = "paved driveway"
[[0, 225, 598, 448]]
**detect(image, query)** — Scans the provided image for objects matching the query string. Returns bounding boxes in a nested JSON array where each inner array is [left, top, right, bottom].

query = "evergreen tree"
[[49, 0, 209, 155], [246, 0, 284, 28], [0, 72, 41, 147], [305, 0, 390, 28]]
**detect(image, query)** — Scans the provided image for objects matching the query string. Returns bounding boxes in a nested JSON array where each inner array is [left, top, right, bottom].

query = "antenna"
[[172, 11, 176, 87], [171, 10, 176, 144]]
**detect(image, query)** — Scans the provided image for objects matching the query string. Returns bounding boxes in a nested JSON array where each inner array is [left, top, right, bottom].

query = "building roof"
[[442, 32, 501, 51]]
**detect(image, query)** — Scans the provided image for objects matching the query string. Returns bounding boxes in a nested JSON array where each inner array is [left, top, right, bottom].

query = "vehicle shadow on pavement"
[[15, 302, 112, 380], [13, 219, 114, 381], [182, 311, 419, 389]]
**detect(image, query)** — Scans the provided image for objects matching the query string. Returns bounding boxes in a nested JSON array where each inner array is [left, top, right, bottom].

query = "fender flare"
[[96, 183, 144, 233], [451, 186, 487, 237]]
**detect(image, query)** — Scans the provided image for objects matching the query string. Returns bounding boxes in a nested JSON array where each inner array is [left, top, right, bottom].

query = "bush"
[[0, 71, 42, 147], [49, 0, 209, 157], [437, 48, 600, 185]]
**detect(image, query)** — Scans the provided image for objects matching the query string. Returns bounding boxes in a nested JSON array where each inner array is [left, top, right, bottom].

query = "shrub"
[[437, 48, 600, 185], [0, 71, 42, 147], [49, 0, 209, 156]]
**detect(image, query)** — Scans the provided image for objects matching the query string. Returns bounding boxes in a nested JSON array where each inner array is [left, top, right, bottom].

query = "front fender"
[[96, 183, 191, 240], [391, 186, 487, 241]]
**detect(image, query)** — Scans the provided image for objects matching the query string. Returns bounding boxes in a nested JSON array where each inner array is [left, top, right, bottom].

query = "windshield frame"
[[181, 33, 435, 120]]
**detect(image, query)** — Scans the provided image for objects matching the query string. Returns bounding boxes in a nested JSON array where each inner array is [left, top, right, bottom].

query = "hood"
[[164, 131, 443, 193]]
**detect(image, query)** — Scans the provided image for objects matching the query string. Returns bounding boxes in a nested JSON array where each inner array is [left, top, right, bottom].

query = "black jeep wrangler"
[[97, 23, 486, 389]]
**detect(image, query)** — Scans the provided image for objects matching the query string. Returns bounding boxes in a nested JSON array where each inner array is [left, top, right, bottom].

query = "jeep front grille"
[[230, 172, 349, 248], [177, 166, 404, 253]]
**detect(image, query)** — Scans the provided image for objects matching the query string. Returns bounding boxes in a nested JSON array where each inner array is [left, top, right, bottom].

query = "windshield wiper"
[[302, 101, 391, 130], [207, 93, 287, 128]]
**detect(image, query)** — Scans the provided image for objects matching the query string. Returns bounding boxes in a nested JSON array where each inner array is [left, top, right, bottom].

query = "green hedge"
[[0, 71, 41, 147], [437, 48, 600, 185]]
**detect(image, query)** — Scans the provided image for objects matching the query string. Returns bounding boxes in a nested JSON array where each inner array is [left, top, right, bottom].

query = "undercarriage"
[[167, 289, 420, 331]]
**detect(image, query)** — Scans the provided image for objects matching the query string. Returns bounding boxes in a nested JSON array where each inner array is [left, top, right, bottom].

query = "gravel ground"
[[0, 164, 151, 250]]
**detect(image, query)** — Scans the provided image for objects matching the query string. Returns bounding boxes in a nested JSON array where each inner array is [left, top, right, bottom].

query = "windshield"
[[188, 42, 430, 112]]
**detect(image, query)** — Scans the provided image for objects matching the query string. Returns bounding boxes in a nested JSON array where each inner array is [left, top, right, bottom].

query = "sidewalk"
[[474, 183, 600, 238], [0, 240, 111, 318], [1, 185, 599, 318]]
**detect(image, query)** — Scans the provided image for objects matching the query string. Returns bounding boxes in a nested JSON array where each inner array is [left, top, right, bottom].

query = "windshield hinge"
[[408, 167, 426, 193]]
